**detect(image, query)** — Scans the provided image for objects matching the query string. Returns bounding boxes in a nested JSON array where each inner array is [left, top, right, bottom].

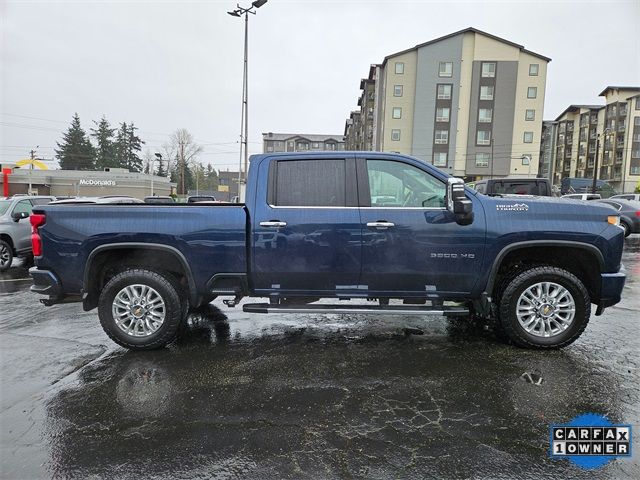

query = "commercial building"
[[344, 27, 550, 180], [0, 166, 174, 198], [543, 87, 640, 192], [262, 133, 345, 153], [217, 170, 244, 201]]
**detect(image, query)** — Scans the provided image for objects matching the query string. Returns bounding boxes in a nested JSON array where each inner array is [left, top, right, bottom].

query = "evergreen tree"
[[55, 113, 95, 170], [113, 122, 145, 172], [90, 116, 116, 170], [205, 164, 219, 191], [156, 157, 166, 177]]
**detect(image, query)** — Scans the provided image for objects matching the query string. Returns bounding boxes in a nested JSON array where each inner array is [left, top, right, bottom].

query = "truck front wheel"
[[498, 266, 590, 349], [98, 269, 184, 350]]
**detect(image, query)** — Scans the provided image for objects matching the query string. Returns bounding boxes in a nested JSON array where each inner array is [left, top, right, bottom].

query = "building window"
[[391, 129, 401, 141], [438, 62, 453, 77], [477, 130, 491, 145], [395, 62, 404, 74], [267, 146, 273, 152], [480, 85, 494, 100], [525, 109, 535, 121], [436, 107, 450, 122], [523, 131, 534, 143], [392, 107, 402, 119], [478, 108, 492, 123], [481, 62, 496, 78], [527, 87, 537, 99], [435, 130, 449, 144], [437, 84, 452, 99], [393, 85, 403, 97], [433, 152, 447, 167], [529, 64, 539, 76], [312, 142, 319, 149], [636, 98, 640, 110], [475, 153, 490, 167]]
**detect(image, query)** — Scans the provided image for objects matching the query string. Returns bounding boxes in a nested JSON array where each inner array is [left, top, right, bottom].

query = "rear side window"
[[31, 198, 53, 206], [272, 159, 346, 207], [494, 182, 539, 195]]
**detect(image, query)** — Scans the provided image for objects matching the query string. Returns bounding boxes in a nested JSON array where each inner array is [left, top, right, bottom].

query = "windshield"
[[0, 200, 12, 216]]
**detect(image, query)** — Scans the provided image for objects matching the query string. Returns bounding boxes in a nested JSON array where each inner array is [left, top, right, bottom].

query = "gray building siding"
[[411, 35, 463, 170], [465, 61, 518, 176]]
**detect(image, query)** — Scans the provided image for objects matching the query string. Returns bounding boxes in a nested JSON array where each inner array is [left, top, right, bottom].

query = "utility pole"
[[490, 137, 494, 179], [28, 148, 37, 195], [228, 0, 268, 201]]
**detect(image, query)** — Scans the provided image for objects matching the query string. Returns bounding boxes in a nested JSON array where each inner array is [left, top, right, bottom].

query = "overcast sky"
[[1, 0, 638, 172]]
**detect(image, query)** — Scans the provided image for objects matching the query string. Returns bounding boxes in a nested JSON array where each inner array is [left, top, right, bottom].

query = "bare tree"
[[162, 129, 203, 194]]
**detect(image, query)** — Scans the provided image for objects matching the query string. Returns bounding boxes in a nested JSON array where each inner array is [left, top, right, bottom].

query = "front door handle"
[[366, 221, 395, 229], [260, 220, 287, 228]]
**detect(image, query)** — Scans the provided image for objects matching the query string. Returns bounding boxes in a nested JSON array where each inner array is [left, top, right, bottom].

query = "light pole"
[[151, 152, 162, 196], [228, 0, 268, 202], [592, 127, 612, 194]]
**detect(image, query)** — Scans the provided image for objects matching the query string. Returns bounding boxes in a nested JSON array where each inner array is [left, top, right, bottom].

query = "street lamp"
[[151, 152, 162, 196], [592, 127, 613, 194], [228, 0, 268, 202]]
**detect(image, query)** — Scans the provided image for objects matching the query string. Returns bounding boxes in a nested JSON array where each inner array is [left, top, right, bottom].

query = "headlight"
[[607, 215, 620, 226]]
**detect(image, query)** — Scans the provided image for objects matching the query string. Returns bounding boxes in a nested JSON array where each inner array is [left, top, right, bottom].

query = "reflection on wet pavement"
[[0, 237, 639, 478]]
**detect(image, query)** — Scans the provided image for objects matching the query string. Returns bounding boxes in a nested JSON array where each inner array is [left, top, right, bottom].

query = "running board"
[[242, 303, 469, 316]]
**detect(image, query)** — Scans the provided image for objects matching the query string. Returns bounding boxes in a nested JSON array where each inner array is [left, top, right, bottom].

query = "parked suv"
[[560, 178, 616, 198], [0, 195, 56, 271]]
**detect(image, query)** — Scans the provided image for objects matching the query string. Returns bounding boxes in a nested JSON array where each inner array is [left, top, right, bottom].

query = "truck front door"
[[357, 157, 486, 297], [251, 156, 362, 296]]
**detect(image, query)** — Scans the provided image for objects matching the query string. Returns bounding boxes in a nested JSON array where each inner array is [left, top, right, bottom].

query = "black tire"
[[498, 266, 590, 349], [98, 268, 184, 350], [620, 221, 631, 237], [0, 240, 13, 272]]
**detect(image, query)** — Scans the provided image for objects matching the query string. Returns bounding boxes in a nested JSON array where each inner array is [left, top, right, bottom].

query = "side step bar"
[[242, 303, 469, 316]]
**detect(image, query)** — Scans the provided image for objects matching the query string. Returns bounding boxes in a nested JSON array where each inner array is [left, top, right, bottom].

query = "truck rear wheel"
[[0, 240, 13, 272], [98, 268, 184, 350], [498, 266, 590, 349]]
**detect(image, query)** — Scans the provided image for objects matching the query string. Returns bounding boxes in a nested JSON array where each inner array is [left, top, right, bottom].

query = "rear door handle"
[[366, 221, 395, 229], [260, 221, 287, 228]]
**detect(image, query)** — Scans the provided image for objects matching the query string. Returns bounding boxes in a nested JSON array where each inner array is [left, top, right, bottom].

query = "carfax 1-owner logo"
[[550, 413, 632, 469]]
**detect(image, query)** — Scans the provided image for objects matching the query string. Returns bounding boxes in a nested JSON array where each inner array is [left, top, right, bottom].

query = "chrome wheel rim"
[[516, 282, 575, 338], [0, 245, 10, 267], [112, 284, 166, 337]]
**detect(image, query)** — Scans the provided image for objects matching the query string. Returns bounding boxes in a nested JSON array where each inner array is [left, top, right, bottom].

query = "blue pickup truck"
[[29, 152, 626, 350]]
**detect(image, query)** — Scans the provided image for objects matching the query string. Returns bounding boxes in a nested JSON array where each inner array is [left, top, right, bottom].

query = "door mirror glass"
[[446, 178, 474, 225], [12, 211, 29, 222]]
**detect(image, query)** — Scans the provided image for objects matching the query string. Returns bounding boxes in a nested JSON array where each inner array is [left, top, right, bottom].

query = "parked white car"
[[561, 193, 601, 201], [611, 193, 640, 202]]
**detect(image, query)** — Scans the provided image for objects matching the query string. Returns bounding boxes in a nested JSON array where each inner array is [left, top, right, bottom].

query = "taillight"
[[636, 211, 640, 218], [30, 213, 46, 257]]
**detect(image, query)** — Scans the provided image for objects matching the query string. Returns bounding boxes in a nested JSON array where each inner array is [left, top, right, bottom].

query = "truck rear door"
[[251, 155, 362, 296]]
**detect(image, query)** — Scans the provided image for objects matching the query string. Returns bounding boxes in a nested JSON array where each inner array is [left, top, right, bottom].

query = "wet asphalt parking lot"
[[0, 238, 639, 479]]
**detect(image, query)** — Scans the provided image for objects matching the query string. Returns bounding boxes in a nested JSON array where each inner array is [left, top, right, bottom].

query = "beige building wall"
[[380, 50, 417, 153], [508, 51, 547, 176]]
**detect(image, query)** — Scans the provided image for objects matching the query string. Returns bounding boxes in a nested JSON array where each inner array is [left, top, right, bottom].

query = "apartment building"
[[538, 121, 557, 180], [344, 28, 550, 180], [262, 133, 345, 153], [543, 87, 640, 192]]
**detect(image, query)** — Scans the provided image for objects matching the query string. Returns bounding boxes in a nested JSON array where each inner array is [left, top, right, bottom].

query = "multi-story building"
[[262, 133, 345, 153], [344, 27, 550, 180], [539, 121, 558, 180], [545, 87, 640, 192]]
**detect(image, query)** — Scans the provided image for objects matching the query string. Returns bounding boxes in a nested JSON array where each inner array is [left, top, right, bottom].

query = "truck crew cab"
[[29, 152, 626, 350]]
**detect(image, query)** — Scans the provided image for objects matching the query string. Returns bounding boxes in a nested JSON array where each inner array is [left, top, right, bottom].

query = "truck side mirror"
[[446, 178, 474, 225]]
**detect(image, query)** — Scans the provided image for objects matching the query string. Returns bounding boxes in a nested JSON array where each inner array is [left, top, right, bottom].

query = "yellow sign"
[[15, 159, 49, 170], [218, 185, 229, 192]]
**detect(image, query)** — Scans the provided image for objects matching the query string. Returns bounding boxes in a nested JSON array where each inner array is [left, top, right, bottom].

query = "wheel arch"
[[83, 243, 198, 310], [485, 240, 604, 302]]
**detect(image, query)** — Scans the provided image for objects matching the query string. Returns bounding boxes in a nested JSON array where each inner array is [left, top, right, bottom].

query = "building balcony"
[[563, 162, 571, 172], [567, 123, 574, 132], [590, 116, 598, 124]]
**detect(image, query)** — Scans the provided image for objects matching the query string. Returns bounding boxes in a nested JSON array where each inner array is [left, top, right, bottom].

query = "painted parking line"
[[0, 278, 31, 282]]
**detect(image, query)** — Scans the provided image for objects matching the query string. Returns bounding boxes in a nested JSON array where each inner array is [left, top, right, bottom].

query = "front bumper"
[[598, 264, 626, 311]]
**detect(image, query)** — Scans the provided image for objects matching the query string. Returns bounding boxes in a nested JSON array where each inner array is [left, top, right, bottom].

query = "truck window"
[[495, 182, 538, 195], [366, 159, 445, 208], [272, 159, 346, 207]]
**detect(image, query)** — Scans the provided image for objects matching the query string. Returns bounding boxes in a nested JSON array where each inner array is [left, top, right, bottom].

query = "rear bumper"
[[29, 267, 61, 297], [598, 264, 626, 309]]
